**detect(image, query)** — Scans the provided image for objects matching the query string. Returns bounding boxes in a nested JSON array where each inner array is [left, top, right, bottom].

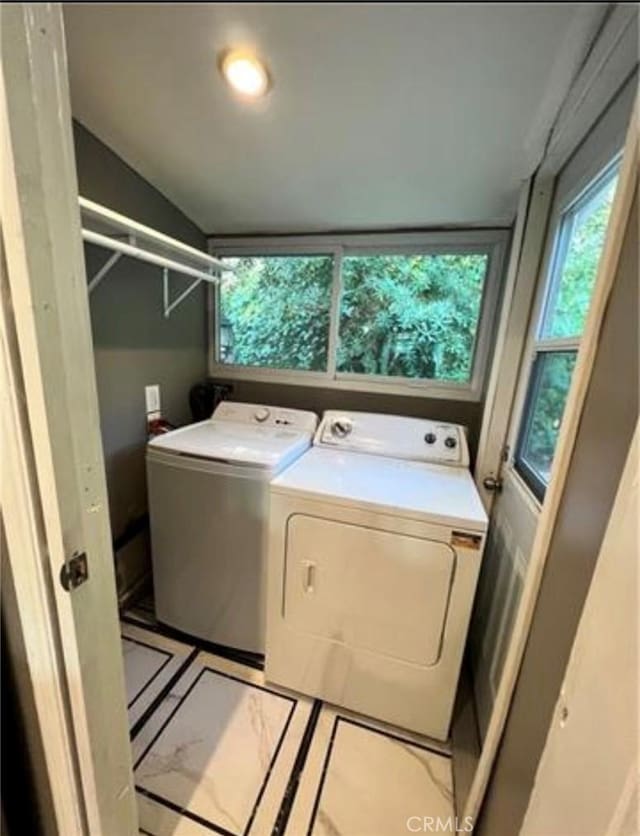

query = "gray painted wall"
[[74, 123, 204, 248], [74, 122, 208, 597], [477, 193, 638, 835]]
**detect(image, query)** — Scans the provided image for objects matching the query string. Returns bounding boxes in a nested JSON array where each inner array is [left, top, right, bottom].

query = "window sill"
[[207, 363, 483, 402]]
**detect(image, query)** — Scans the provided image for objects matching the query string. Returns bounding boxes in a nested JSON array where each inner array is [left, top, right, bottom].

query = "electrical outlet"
[[145, 384, 161, 417]]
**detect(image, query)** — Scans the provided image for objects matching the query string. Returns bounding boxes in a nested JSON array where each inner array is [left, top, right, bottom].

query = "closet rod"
[[82, 229, 220, 284], [79, 196, 224, 270]]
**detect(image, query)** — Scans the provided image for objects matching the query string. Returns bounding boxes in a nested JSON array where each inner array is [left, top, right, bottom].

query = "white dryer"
[[146, 402, 317, 653], [265, 410, 487, 740]]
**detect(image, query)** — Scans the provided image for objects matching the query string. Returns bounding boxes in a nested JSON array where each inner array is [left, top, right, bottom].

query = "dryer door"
[[283, 515, 455, 666]]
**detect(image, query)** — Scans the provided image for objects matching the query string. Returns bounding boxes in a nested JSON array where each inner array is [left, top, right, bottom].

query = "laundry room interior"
[[2, 3, 638, 836]]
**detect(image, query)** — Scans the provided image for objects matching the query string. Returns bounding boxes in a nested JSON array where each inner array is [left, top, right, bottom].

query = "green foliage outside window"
[[338, 254, 488, 381], [517, 167, 618, 497], [219, 252, 489, 382], [518, 352, 577, 482], [220, 255, 333, 371], [542, 176, 617, 339]]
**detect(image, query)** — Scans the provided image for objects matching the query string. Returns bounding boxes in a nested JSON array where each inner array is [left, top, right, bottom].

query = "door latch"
[[482, 475, 503, 493], [60, 551, 89, 591]]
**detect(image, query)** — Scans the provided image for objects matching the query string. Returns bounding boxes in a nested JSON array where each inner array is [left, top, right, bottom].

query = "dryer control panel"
[[213, 401, 319, 434], [315, 411, 469, 467]]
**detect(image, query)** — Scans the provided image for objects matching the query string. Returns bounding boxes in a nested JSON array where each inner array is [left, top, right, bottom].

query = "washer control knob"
[[424, 432, 437, 445], [331, 418, 353, 439], [444, 435, 457, 449], [254, 408, 270, 423]]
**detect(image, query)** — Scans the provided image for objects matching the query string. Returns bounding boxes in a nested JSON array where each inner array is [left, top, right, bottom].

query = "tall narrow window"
[[515, 161, 618, 499]]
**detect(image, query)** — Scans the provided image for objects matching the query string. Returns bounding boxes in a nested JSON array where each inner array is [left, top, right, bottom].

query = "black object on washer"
[[189, 379, 233, 422]]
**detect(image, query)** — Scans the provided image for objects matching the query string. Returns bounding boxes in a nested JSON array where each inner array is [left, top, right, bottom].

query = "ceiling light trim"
[[218, 48, 272, 99]]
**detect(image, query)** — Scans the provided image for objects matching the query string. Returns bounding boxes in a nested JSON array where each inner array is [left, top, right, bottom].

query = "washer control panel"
[[212, 402, 318, 434], [316, 411, 469, 467]]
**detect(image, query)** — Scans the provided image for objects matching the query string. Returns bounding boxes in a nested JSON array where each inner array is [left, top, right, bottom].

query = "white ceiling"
[[63, 3, 602, 235]]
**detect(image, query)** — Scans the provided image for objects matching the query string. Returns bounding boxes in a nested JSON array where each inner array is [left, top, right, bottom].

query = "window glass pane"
[[516, 351, 577, 497], [219, 255, 333, 371], [337, 253, 489, 382], [542, 172, 617, 339]]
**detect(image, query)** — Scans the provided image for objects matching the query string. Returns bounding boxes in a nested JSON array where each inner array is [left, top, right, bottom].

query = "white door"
[[1, 5, 137, 834], [521, 423, 639, 836], [470, 80, 635, 739]]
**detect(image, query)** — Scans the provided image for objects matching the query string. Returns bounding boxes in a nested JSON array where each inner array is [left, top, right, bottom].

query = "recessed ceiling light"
[[219, 49, 271, 99]]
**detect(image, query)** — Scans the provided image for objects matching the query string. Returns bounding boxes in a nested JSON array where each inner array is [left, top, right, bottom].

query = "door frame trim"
[[2, 4, 137, 833], [520, 421, 639, 834], [1, 229, 87, 834]]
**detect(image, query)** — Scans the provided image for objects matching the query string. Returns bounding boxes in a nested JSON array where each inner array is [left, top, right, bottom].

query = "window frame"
[[207, 230, 509, 401], [512, 155, 621, 500]]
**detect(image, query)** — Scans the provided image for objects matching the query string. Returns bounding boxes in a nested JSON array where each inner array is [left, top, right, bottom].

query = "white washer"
[[146, 402, 317, 653], [265, 410, 487, 740]]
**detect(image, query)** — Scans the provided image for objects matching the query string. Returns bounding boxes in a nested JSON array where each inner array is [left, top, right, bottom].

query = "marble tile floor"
[[285, 707, 454, 836], [123, 620, 454, 836], [122, 622, 196, 731]]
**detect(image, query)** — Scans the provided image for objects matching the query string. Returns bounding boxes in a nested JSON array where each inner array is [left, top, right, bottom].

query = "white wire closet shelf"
[[79, 196, 228, 317]]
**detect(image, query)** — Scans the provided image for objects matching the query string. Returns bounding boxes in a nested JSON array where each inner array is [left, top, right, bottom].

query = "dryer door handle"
[[302, 560, 316, 593]]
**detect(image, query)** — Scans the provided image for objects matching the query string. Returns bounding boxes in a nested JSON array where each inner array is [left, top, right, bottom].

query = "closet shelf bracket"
[[88, 251, 122, 293], [163, 268, 209, 319], [79, 196, 227, 314], [87, 234, 135, 293]]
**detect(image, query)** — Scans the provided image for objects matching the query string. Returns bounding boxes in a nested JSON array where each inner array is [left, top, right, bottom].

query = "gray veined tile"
[[123, 638, 170, 704], [137, 790, 212, 835], [121, 622, 196, 730], [134, 650, 313, 836], [286, 708, 454, 836]]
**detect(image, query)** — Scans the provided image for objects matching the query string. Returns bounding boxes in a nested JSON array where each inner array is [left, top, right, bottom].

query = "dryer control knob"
[[444, 435, 457, 449], [332, 418, 353, 439], [254, 408, 270, 423], [424, 432, 437, 445]]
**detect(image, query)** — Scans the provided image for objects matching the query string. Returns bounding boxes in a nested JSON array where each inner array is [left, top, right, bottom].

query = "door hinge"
[[60, 551, 89, 591]]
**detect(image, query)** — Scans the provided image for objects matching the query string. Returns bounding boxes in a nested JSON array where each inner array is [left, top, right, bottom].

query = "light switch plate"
[[145, 384, 161, 417]]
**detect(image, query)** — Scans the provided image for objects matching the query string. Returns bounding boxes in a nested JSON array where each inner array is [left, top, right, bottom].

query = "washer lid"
[[148, 420, 313, 472], [271, 447, 487, 531]]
